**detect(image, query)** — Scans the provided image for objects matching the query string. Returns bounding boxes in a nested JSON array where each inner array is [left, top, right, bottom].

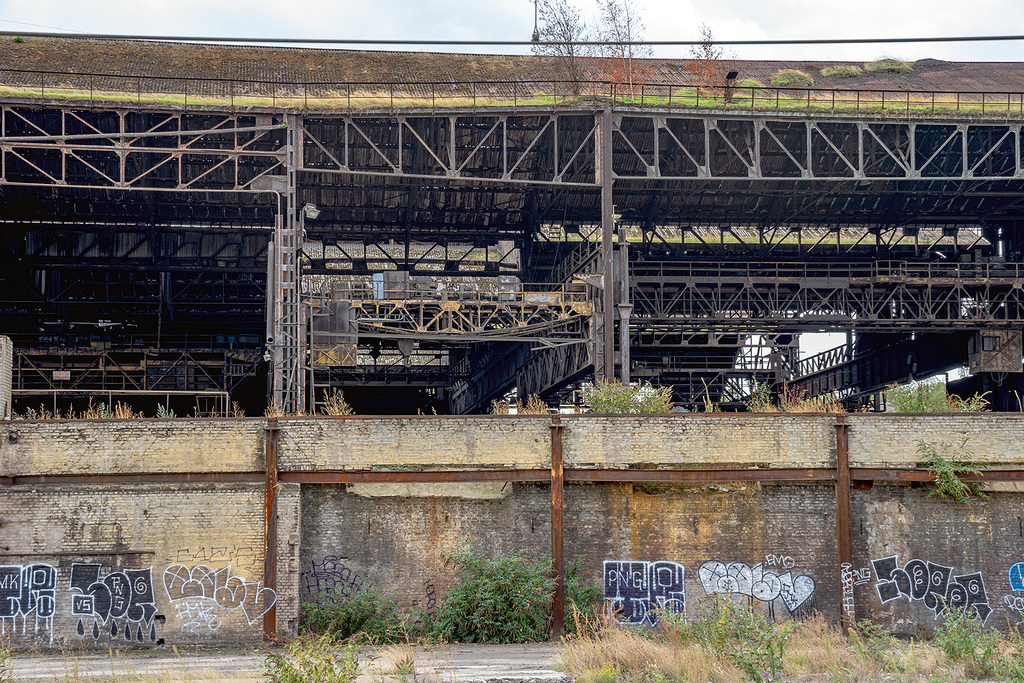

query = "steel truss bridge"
[[2, 94, 1024, 414]]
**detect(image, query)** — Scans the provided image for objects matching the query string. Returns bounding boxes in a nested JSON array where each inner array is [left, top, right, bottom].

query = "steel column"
[[263, 418, 280, 640], [598, 109, 615, 381], [550, 415, 565, 640], [835, 419, 854, 630]]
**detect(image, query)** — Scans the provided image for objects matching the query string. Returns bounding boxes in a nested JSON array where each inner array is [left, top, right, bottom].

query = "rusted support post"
[[598, 108, 615, 382], [263, 417, 280, 640], [550, 415, 565, 640], [835, 417, 854, 631]]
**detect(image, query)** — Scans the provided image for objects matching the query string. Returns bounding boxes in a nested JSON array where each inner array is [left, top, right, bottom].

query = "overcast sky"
[[0, 0, 1022, 62]]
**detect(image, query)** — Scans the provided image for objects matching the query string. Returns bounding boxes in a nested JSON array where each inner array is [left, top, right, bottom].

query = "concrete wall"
[[3, 413, 1024, 648]]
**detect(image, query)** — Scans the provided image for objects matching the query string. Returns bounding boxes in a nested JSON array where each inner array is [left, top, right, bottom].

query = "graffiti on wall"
[[603, 561, 685, 626], [163, 564, 276, 635], [1002, 562, 1024, 617], [423, 579, 437, 619], [840, 563, 872, 622], [69, 564, 158, 643], [871, 555, 991, 623], [698, 560, 815, 615], [175, 546, 259, 565], [301, 556, 364, 600], [0, 563, 57, 641]]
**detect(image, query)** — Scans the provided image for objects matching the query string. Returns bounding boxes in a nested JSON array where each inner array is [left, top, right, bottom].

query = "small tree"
[[684, 24, 728, 93], [594, 0, 652, 98], [532, 0, 594, 95]]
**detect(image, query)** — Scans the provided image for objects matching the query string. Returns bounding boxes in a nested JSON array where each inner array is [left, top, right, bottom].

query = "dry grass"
[[560, 626, 743, 683], [491, 394, 550, 415], [560, 614, 973, 683], [320, 388, 355, 416]]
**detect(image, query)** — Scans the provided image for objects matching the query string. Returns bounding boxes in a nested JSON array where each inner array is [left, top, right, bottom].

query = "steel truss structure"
[[2, 99, 1024, 413]]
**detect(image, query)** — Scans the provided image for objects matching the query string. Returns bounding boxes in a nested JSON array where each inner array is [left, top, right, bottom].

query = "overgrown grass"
[[744, 381, 845, 413], [865, 58, 914, 74], [769, 69, 814, 89], [821, 65, 864, 78], [886, 380, 989, 412], [263, 634, 360, 683], [301, 585, 406, 643], [586, 380, 674, 414], [0, 82, 1020, 120], [561, 605, 1024, 683]]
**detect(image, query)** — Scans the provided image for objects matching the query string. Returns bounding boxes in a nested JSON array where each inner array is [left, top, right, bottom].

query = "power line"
[[0, 19, 86, 33], [1, 29, 1024, 47]]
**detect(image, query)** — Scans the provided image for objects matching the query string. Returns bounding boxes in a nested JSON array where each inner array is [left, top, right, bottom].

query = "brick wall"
[[2, 413, 1024, 647]]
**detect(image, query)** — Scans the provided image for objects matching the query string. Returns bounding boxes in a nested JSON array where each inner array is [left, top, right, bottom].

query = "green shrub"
[[433, 545, 555, 643], [918, 439, 988, 503], [263, 634, 360, 683], [564, 558, 602, 635], [865, 58, 913, 74], [821, 65, 863, 78], [12, 36, 24, 44], [886, 381, 988, 412], [745, 381, 774, 412], [934, 605, 998, 677], [734, 78, 764, 88], [661, 594, 792, 683], [301, 585, 405, 643], [586, 381, 674, 414], [769, 69, 814, 88]]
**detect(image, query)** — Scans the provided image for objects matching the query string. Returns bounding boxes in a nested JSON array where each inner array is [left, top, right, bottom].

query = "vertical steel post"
[[598, 109, 615, 382], [272, 114, 306, 413], [835, 417, 854, 630], [550, 415, 565, 640], [618, 225, 631, 385], [263, 418, 280, 639]]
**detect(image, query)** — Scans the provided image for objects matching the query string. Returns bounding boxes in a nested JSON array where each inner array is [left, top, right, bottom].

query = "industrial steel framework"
[[2, 96, 1024, 413]]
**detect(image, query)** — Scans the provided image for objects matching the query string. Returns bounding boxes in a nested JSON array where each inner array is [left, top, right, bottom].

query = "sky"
[[0, 0, 1022, 62]]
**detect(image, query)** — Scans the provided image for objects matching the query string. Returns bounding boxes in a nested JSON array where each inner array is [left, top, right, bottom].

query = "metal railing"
[[315, 281, 590, 306], [1, 67, 1022, 118], [630, 259, 1024, 283]]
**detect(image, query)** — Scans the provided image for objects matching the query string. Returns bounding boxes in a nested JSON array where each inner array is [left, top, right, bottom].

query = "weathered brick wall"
[[300, 482, 835, 627], [0, 336, 11, 420], [1, 418, 264, 476], [847, 414, 1024, 467], [0, 483, 273, 648], [562, 415, 837, 468], [2, 413, 1024, 648], [277, 415, 551, 471], [850, 484, 1023, 636]]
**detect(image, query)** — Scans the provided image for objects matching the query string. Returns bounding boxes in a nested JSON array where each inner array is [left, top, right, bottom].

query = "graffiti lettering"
[[764, 554, 796, 569], [698, 561, 815, 615], [69, 563, 158, 643], [0, 563, 57, 641], [871, 555, 990, 623], [163, 564, 276, 633], [423, 580, 437, 619], [301, 556, 364, 601], [603, 560, 685, 626]]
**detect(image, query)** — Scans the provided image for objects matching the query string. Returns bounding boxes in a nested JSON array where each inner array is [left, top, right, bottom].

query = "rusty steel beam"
[[278, 469, 552, 484], [550, 416, 565, 641], [835, 420, 854, 630], [264, 418, 279, 640], [851, 468, 1024, 482], [564, 468, 836, 482]]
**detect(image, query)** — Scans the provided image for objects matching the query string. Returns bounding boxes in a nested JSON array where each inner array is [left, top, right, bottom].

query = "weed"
[[433, 543, 555, 643], [11, 36, 24, 43], [0, 642, 10, 683], [263, 633, 360, 682], [934, 604, 998, 677], [230, 400, 246, 417], [320, 388, 355, 416], [301, 584, 405, 644], [769, 69, 814, 88], [822, 65, 864, 78], [865, 58, 914, 74], [155, 404, 176, 419], [918, 439, 988, 502], [565, 557, 603, 636], [586, 380, 674, 414], [886, 380, 989, 412], [745, 381, 774, 412]]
